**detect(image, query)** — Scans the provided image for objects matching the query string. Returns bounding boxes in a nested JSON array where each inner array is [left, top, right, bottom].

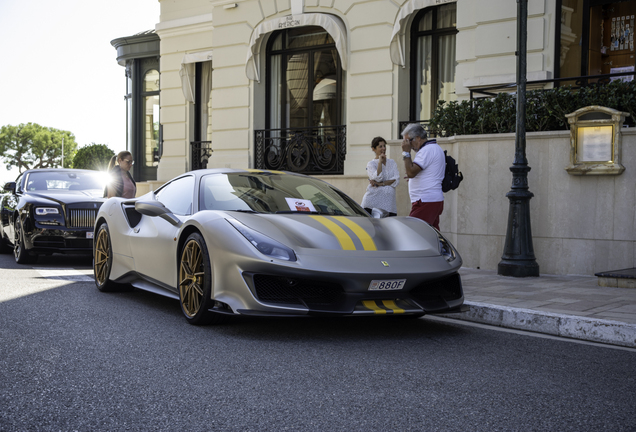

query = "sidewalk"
[[437, 267, 636, 348]]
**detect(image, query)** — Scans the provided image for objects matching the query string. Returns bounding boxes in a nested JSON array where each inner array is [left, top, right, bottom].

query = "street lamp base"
[[498, 259, 540, 277]]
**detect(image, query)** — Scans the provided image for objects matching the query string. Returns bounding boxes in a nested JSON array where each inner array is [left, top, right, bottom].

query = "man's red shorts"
[[409, 200, 444, 230]]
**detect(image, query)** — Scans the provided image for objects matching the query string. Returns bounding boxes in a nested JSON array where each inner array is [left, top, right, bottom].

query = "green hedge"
[[428, 79, 636, 137]]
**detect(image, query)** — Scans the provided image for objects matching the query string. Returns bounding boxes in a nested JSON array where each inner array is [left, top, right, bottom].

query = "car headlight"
[[35, 207, 60, 216], [227, 219, 297, 262], [437, 232, 457, 263]]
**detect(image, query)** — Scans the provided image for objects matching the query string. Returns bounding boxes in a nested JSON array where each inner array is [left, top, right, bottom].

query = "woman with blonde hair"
[[105, 151, 136, 198]]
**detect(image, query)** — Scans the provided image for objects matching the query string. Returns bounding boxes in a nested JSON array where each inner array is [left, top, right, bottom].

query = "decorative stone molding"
[[560, 5, 577, 67]]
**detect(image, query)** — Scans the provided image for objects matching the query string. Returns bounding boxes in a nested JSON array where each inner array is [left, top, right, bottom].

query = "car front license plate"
[[86, 232, 94, 239], [368, 279, 406, 291]]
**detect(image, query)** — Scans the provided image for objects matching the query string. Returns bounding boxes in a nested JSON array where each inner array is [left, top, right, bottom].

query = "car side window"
[[14, 174, 23, 193], [154, 176, 195, 216]]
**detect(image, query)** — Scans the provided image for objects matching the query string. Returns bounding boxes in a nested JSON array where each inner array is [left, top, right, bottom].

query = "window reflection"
[[144, 70, 159, 92], [412, 4, 457, 121], [268, 26, 342, 130], [199, 172, 367, 216], [144, 95, 160, 167], [143, 69, 160, 168]]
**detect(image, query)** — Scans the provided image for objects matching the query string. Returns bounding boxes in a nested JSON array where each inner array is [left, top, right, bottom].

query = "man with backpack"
[[401, 123, 445, 230]]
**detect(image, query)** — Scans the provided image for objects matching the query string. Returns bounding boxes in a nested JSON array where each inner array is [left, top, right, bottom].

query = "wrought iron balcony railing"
[[254, 125, 346, 175], [469, 71, 635, 99], [190, 141, 213, 171]]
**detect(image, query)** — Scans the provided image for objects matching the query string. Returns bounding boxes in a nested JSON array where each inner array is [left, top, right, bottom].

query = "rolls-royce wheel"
[[14, 219, 36, 264], [0, 234, 11, 254], [178, 232, 227, 325]]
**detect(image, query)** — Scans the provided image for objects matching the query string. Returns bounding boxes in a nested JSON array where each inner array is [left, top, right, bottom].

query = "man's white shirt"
[[409, 141, 445, 203]]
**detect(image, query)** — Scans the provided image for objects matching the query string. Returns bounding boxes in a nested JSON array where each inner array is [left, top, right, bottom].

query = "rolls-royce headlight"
[[438, 232, 457, 262], [35, 207, 60, 216], [227, 219, 297, 262]]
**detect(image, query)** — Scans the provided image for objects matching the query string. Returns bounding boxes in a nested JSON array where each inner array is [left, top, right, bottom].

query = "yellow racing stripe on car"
[[382, 300, 405, 314], [362, 300, 387, 314], [332, 216, 377, 251], [309, 216, 355, 250]]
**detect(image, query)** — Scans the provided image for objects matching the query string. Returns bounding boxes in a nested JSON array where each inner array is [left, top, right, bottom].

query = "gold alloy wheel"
[[179, 239, 205, 318], [94, 227, 110, 286]]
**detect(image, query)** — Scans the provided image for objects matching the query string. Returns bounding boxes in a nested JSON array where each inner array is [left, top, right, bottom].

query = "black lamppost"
[[498, 0, 540, 277]]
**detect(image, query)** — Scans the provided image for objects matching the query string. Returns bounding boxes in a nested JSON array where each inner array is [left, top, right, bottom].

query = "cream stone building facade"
[[152, 0, 566, 181], [113, 0, 636, 276]]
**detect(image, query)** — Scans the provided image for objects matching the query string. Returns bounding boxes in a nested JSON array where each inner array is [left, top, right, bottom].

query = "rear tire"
[[14, 219, 36, 264], [178, 233, 227, 325]]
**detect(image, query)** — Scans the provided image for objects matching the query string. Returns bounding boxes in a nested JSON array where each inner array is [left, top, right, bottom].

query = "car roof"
[[189, 168, 308, 179]]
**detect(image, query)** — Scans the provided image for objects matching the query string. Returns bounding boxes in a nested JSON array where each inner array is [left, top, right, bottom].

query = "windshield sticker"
[[285, 198, 316, 212]]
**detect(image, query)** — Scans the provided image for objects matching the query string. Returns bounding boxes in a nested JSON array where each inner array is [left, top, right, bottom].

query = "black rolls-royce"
[[0, 169, 108, 264]]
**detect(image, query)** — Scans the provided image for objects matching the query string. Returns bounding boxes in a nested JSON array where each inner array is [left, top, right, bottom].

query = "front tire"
[[178, 233, 226, 325], [14, 219, 36, 264], [94, 223, 130, 292]]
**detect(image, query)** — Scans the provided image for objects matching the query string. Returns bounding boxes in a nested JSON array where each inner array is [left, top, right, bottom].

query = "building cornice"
[[110, 31, 160, 66], [155, 13, 214, 37]]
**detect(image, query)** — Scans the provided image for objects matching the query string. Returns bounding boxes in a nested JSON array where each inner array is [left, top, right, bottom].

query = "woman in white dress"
[[361, 136, 400, 216]]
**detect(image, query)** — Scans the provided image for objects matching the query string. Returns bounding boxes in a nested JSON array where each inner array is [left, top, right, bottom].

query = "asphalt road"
[[0, 253, 635, 432]]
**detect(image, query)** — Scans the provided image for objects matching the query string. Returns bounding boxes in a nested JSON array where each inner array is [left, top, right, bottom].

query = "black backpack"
[[441, 150, 463, 192]]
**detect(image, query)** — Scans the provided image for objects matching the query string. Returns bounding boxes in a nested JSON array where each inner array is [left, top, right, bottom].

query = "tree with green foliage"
[[0, 123, 77, 172], [72, 143, 115, 171]]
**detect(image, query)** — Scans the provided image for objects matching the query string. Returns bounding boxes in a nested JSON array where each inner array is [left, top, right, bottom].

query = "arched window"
[[266, 26, 343, 130], [410, 3, 457, 122], [255, 24, 346, 175]]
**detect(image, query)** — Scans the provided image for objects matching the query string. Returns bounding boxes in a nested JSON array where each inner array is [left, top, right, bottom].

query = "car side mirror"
[[3, 182, 16, 193], [371, 208, 390, 218], [135, 200, 183, 228]]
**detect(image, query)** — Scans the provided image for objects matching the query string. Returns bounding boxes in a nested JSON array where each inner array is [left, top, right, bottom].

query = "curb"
[[437, 301, 636, 348]]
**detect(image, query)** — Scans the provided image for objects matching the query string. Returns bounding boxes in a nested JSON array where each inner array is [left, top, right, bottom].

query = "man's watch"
[[402, 151, 411, 158]]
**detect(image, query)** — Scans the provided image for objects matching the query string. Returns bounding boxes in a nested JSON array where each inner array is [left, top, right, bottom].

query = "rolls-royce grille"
[[409, 273, 463, 304], [68, 209, 97, 228], [253, 275, 344, 307]]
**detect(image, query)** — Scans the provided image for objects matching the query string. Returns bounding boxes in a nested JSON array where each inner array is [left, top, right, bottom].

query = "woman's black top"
[[104, 165, 136, 198]]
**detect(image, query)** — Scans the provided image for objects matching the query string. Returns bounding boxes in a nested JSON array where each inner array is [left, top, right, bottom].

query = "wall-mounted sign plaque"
[[577, 125, 613, 162], [565, 106, 628, 175]]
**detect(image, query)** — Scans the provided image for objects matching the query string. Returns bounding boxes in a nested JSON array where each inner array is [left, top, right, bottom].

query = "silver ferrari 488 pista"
[[93, 169, 466, 325]]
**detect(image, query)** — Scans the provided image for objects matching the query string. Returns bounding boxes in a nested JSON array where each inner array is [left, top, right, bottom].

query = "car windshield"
[[199, 172, 368, 216], [24, 171, 108, 193]]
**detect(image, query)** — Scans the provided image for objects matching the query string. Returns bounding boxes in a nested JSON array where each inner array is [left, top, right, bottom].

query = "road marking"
[[34, 268, 94, 282]]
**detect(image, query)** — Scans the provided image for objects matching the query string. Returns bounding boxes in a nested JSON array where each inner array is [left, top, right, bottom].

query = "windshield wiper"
[[231, 209, 259, 213]]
